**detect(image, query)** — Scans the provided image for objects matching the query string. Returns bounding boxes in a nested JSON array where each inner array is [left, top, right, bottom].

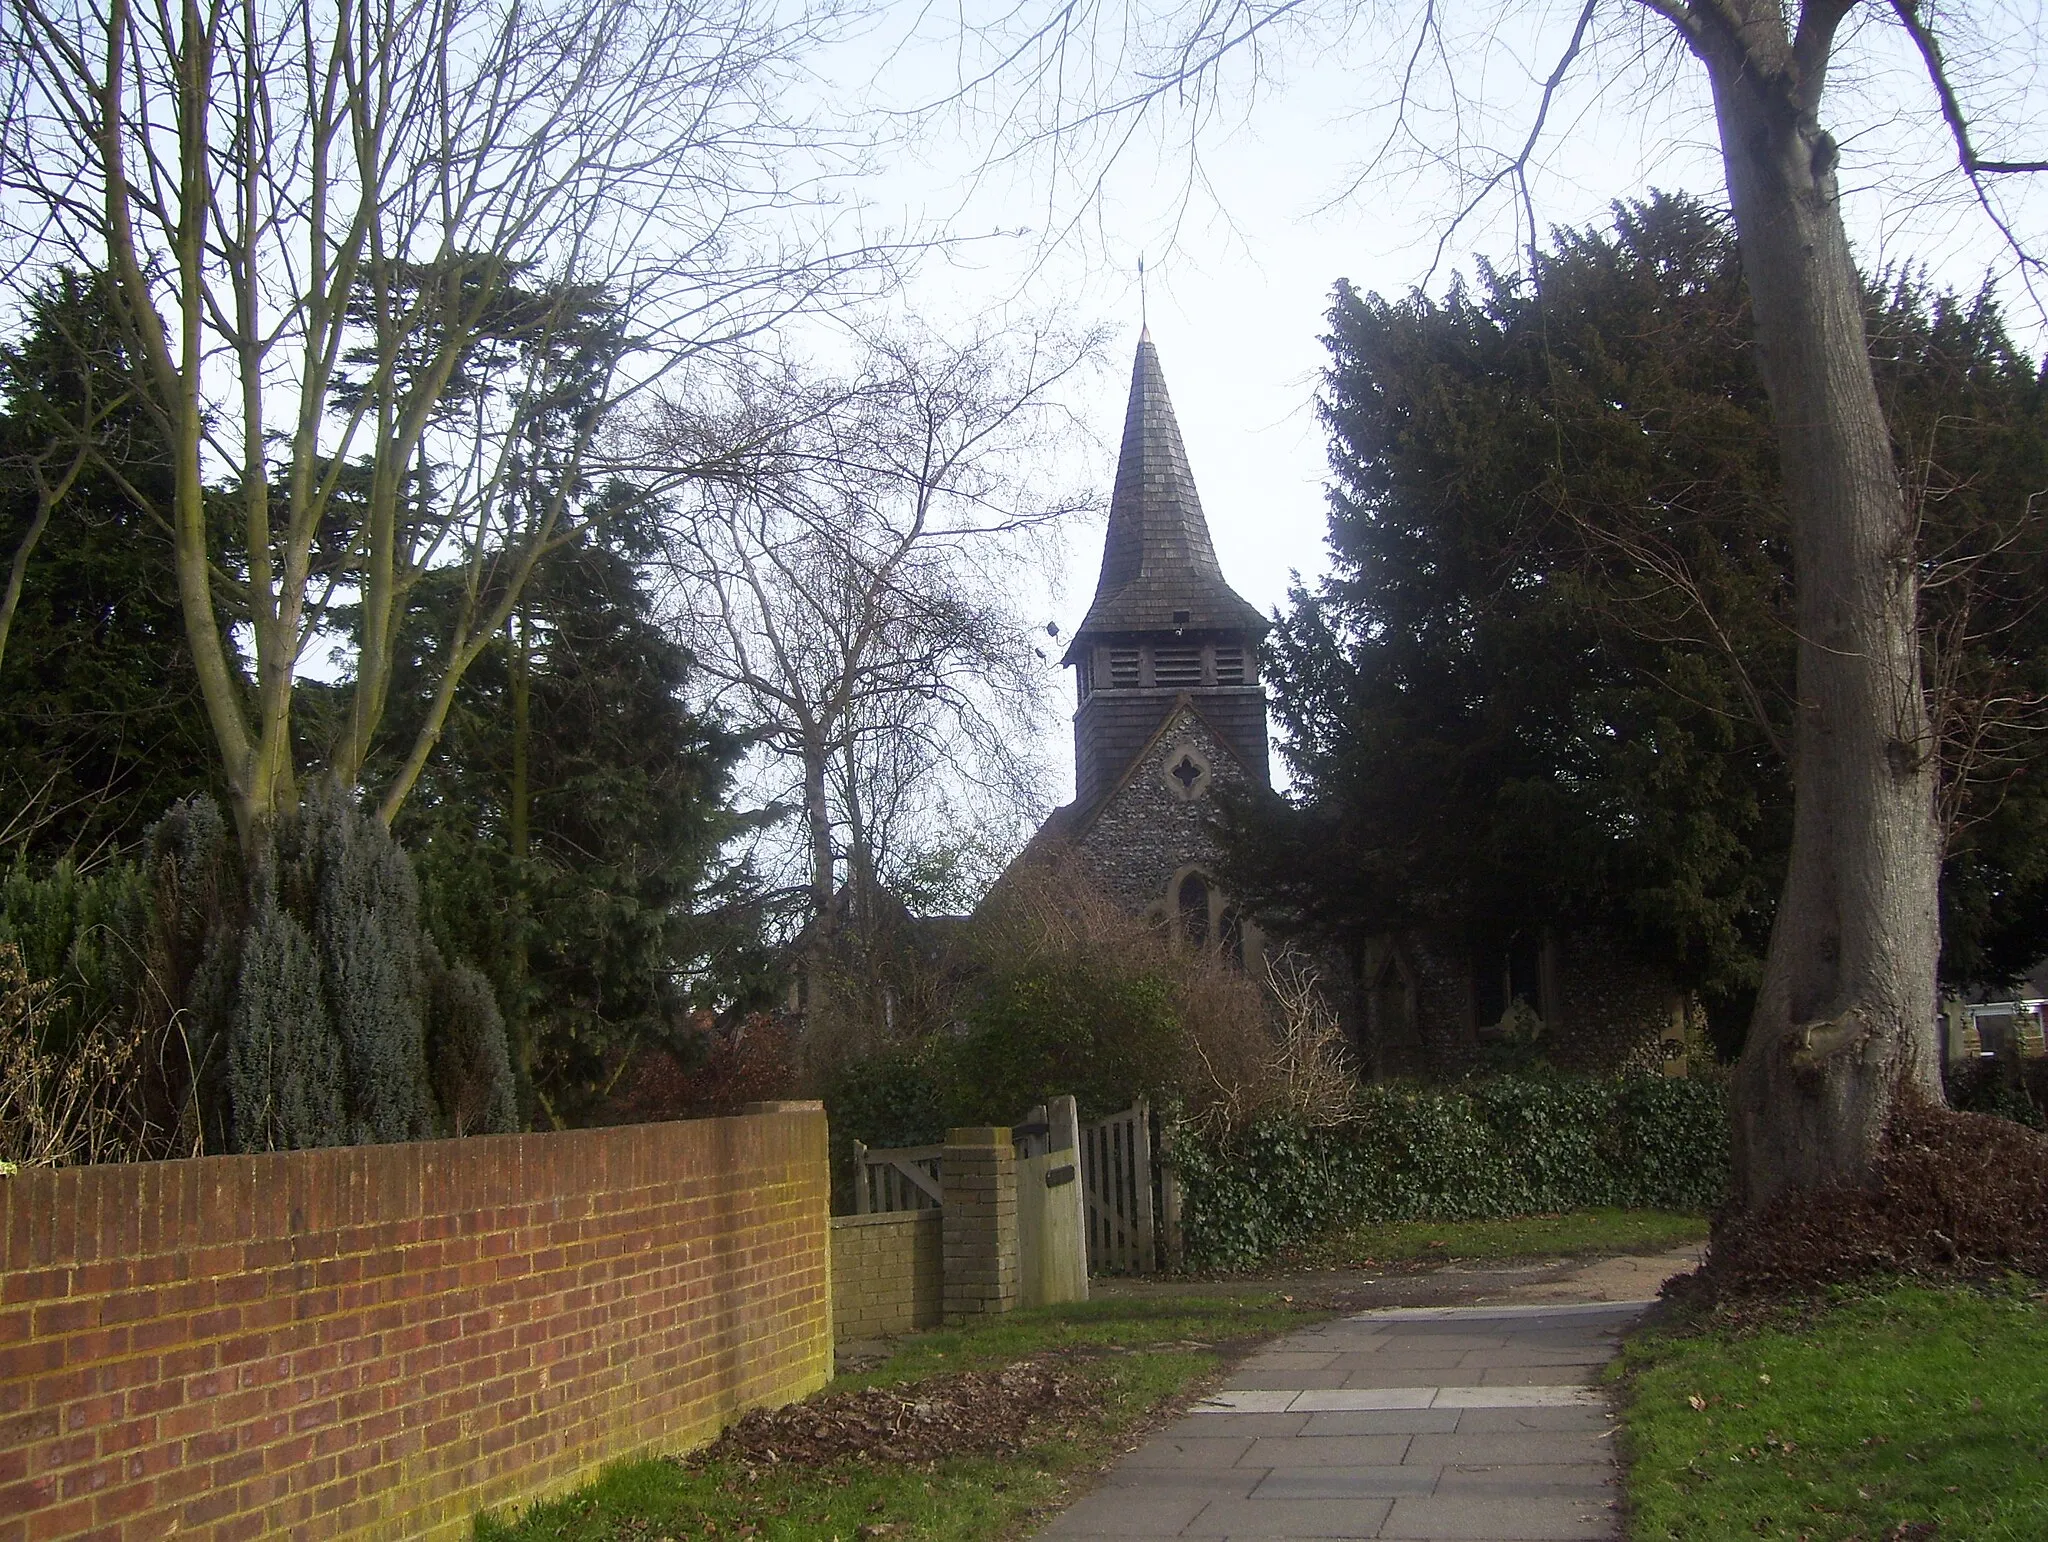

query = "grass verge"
[[1615, 1279, 2048, 1540], [472, 1294, 1318, 1542], [1272, 1207, 1708, 1271]]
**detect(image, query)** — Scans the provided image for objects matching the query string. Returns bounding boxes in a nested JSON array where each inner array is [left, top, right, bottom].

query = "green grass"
[[1275, 1207, 1709, 1270], [1616, 1281, 2048, 1540], [472, 1294, 1317, 1541]]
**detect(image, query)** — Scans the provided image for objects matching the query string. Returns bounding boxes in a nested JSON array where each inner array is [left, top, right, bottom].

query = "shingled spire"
[[1064, 331, 1266, 650], [1062, 332, 1271, 807]]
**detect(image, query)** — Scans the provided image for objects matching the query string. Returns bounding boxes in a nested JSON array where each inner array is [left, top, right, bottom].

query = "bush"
[[156, 790, 516, 1152], [824, 1040, 959, 1148], [228, 870, 346, 1151], [1172, 1074, 1729, 1269], [0, 854, 150, 1058], [1942, 1055, 2044, 1129], [955, 959, 1182, 1124], [0, 940, 158, 1166], [426, 953, 519, 1137]]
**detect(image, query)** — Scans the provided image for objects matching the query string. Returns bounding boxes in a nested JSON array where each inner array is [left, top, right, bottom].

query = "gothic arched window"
[[1178, 872, 1211, 946]]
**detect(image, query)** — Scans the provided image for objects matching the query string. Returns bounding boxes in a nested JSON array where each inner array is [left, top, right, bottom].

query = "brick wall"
[[0, 1106, 832, 1542], [828, 1213, 940, 1340]]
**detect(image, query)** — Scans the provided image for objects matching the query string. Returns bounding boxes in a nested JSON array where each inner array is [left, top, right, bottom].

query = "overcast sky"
[[798, 0, 2047, 803]]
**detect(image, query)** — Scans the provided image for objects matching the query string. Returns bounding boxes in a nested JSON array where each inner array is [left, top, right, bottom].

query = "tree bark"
[[1694, 7, 1945, 1212], [798, 739, 837, 1016]]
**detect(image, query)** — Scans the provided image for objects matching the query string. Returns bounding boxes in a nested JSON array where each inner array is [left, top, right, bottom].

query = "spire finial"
[[1138, 253, 1149, 339]]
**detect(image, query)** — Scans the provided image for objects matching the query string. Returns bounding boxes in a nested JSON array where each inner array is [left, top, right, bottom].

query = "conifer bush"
[[228, 873, 345, 1152], [127, 788, 518, 1153]]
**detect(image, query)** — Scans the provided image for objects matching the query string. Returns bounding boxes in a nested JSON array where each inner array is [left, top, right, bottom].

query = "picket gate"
[[852, 1098, 1180, 1275], [1077, 1099, 1181, 1275], [848, 1140, 943, 1213]]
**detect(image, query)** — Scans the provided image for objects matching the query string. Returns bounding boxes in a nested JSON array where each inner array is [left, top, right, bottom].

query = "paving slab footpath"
[[1035, 1250, 1702, 1542]]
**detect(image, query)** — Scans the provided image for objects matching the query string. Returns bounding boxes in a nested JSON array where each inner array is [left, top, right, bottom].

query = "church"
[[1007, 330, 1699, 1082], [1007, 329, 1271, 961]]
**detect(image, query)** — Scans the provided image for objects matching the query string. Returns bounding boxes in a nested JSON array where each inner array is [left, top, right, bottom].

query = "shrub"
[[1942, 1055, 2043, 1129], [426, 952, 518, 1137], [228, 870, 345, 1151], [0, 790, 523, 1160], [0, 941, 156, 1166], [0, 854, 150, 1058], [956, 959, 1181, 1124], [158, 789, 515, 1151], [824, 1039, 959, 1152], [963, 859, 1352, 1128], [1171, 1074, 1729, 1269]]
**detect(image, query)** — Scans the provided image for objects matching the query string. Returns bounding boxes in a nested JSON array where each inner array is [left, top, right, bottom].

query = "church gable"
[[1068, 704, 1248, 926]]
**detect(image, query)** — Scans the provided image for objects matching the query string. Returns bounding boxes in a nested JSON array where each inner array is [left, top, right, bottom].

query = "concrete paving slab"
[[1379, 1494, 1617, 1539], [1286, 1389, 1441, 1411], [1401, 1432, 1617, 1467], [1342, 1366, 1490, 1389], [1476, 1366, 1600, 1387], [1356, 1333, 1514, 1351], [1198, 1390, 1303, 1413], [1453, 1406, 1616, 1434], [1246, 1351, 1346, 1370], [1431, 1463, 1615, 1498], [1235, 1367, 1358, 1389], [1427, 1387, 1601, 1408], [1119, 1435, 1256, 1468], [1100, 1467, 1267, 1498], [1299, 1410, 1462, 1437], [1163, 1411, 1313, 1437], [1348, 1301, 1653, 1323], [1035, 1489, 1213, 1536], [1253, 1466, 1440, 1499], [1457, 1347, 1613, 1367], [1240, 1434, 1412, 1467], [1181, 1496, 1398, 1537], [1336, 1349, 1471, 1369]]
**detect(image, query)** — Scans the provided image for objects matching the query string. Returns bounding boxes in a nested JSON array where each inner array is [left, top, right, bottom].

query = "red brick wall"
[[0, 1105, 833, 1542]]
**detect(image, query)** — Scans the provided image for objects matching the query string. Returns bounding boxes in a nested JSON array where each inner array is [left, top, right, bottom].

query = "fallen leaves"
[[685, 1357, 1104, 1470]]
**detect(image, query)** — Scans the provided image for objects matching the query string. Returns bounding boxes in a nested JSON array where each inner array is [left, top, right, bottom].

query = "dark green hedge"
[[1172, 1075, 1728, 1269]]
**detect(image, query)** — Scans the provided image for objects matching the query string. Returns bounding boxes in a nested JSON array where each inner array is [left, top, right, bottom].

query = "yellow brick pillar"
[[940, 1127, 1018, 1322]]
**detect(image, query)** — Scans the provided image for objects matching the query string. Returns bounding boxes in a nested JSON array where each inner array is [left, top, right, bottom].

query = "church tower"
[[1062, 331, 1271, 805], [993, 329, 1271, 950]]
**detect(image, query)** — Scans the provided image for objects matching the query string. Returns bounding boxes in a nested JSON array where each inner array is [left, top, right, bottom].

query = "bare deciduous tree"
[[2, 0, 886, 850], [647, 325, 1097, 972], [950, 0, 2046, 1209]]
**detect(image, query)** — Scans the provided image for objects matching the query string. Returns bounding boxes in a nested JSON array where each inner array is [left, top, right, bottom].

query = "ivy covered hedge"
[[1172, 1075, 1728, 1270]]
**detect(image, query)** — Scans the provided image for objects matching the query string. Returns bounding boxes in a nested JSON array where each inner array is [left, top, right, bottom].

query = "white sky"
[[806, 0, 2048, 804]]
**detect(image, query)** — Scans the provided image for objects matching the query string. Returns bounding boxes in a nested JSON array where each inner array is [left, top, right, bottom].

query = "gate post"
[[941, 1127, 1018, 1322]]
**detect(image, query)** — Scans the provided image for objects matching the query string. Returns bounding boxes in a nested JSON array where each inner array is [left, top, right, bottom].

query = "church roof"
[[1062, 332, 1267, 662]]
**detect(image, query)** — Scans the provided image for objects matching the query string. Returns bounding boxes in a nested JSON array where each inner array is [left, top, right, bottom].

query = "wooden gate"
[[848, 1140, 943, 1213], [1079, 1099, 1184, 1274], [854, 1100, 1181, 1278]]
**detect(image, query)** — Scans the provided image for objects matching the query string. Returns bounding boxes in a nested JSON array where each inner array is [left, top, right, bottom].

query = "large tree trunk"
[[1700, 17, 1945, 1213]]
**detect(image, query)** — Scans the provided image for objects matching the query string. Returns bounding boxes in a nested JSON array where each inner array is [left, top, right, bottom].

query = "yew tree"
[[970, 0, 2046, 1209], [1221, 194, 2048, 1064]]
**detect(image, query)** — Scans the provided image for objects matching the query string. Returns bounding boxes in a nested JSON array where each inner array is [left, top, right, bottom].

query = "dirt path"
[[1092, 1245, 1705, 1314]]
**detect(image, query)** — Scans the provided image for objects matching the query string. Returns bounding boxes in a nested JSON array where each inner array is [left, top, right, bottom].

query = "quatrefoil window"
[[1163, 744, 1211, 800]]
